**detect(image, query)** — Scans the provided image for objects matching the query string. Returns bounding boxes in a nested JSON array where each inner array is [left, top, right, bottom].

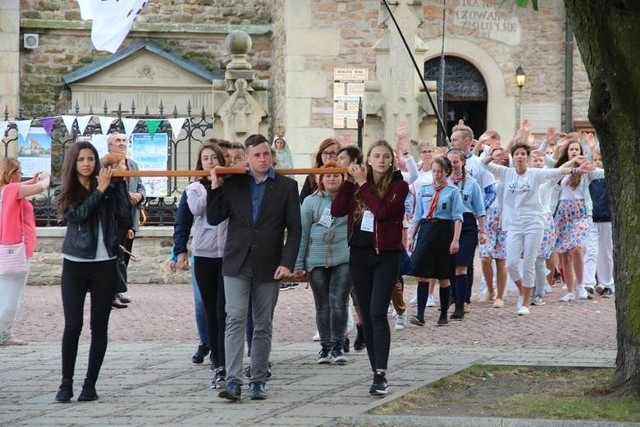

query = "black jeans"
[[193, 256, 226, 368], [349, 247, 400, 371], [60, 259, 117, 384]]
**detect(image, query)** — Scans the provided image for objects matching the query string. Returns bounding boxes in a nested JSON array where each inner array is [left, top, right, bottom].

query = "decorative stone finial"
[[225, 30, 252, 56]]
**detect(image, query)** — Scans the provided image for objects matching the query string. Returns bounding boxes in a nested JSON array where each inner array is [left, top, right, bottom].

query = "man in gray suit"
[[107, 133, 146, 305], [207, 134, 301, 401]]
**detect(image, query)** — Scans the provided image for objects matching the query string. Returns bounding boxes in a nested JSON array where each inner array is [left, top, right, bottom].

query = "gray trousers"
[[224, 261, 279, 385]]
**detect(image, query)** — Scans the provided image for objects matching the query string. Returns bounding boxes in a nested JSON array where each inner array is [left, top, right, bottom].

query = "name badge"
[[318, 207, 333, 228], [361, 210, 374, 232]]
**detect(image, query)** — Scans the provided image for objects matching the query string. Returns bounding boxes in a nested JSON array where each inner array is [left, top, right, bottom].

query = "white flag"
[[168, 118, 186, 140], [76, 115, 93, 135], [122, 118, 140, 136], [98, 116, 115, 135], [61, 115, 77, 134], [77, 0, 148, 53], [15, 120, 33, 143]]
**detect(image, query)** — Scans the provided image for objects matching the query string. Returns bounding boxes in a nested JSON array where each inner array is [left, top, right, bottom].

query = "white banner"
[[61, 115, 77, 134], [76, 115, 93, 135], [122, 118, 140, 136], [98, 116, 115, 135], [168, 118, 186, 140], [77, 0, 148, 53], [15, 120, 33, 143]]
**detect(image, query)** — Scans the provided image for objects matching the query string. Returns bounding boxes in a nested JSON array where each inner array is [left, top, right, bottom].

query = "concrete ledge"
[[332, 415, 638, 427]]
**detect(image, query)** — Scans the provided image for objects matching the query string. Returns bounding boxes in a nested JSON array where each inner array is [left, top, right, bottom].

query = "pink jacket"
[[0, 183, 37, 258]]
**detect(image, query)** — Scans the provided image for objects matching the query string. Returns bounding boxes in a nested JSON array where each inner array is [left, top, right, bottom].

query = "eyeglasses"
[[321, 151, 338, 158], [419, 150, 434, 154], [12, 169, 23, 176]]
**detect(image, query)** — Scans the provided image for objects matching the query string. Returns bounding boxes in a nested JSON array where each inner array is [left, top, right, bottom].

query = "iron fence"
[[1, 100, 215, 226]]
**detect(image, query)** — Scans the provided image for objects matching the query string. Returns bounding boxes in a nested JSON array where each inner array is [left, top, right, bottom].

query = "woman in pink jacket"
[[0, 158, 50, 345]]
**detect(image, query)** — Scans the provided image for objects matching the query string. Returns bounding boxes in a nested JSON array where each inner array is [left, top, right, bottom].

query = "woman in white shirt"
[[481, 142, 590, 315]]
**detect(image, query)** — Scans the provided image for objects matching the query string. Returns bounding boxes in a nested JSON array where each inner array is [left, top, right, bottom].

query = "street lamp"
[[515, 66, 526, 89]]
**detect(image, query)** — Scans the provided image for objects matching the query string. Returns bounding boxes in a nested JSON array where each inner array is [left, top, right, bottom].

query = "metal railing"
[[2, 100, 215, 226]]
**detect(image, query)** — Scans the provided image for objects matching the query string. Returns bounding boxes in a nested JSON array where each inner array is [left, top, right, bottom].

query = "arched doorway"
[[424, 56, 488, 139]]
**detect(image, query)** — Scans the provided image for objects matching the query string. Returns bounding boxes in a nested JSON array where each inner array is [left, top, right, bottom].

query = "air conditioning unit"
[[23, 33, 39, 49]]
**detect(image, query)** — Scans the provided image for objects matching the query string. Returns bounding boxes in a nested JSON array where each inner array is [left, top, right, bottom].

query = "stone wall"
[[18, 0, 273, 115], [30, 227, 190, 286]]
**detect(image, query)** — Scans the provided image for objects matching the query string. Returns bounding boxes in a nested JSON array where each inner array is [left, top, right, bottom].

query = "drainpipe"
[[564, 14, 574, 132]]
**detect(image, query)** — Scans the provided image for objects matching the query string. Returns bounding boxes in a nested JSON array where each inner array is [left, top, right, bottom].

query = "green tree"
[[515, 0, 640, 395]]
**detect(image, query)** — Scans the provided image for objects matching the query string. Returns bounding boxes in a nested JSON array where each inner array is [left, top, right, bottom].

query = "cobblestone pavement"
[[14, 280, 616, 350], [2, 277, 617, 426]]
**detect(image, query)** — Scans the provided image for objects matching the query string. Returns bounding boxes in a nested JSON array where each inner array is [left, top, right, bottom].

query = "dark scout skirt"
[[453, 212, 478, 267], [410, 218, 454, 280]]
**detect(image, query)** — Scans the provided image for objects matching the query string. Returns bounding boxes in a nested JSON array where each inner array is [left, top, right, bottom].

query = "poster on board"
[[18, 127, 52, 178], [130, 133, 169, 198]]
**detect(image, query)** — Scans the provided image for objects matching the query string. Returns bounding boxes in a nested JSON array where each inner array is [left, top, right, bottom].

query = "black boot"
[[55, 378, 73, 403], [191, 343, 210, 364], [343, 336, 350, 353], [438, 286, 450, 326], [354, 325, 365, 351], [78, 379, 98, 402], [450, 303, 465, 320]]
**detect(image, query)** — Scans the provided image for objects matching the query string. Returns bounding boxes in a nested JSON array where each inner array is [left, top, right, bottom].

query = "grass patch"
[[370, 365, 640, 422]]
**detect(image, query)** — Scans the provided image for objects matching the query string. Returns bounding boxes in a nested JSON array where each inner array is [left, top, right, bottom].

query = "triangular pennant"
[[76, 115, 93, 135], [61, 115, 76, 134], [168, 118, 185, 140], [0, 121, 8, 140], [16, 120, 33, 143], [145, 119, 162, 138], [122, 118, 139, 136], [40, 117, 56, 135], [98, 116, 115, 135]]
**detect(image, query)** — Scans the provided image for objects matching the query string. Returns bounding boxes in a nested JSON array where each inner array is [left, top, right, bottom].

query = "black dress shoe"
[[191, 343, 210, 364], [111, 299, 128, 309], [116, 293, 132, 304], [55, 379, 73, 403], [78, 379, 98, 402]]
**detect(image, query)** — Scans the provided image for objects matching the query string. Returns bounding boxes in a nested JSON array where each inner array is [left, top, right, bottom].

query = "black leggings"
[[61, 259, 117, 384], [193, 256, 226, 368], [349, 247, 400, 372]]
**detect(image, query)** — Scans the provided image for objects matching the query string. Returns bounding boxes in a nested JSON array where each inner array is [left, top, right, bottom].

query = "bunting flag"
[[167, 118, 185, 140], [61, 115, 77, 134], [122, 118, 139, 136], [99, 116, 115, 135], [76, 115, 93, 135], [16, 120, 33, 143], [0, 121, 8, 139], [77, 0, 148, 53], [40, 117, 56, 135], [144, 119, 162, 138]]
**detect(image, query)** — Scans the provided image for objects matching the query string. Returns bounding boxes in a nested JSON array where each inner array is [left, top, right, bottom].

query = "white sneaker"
[[531, 296, 546, 306], [395, 312, 407, 330], [517, 306, 530, 316], [544, 284, 553, 294], [493, 298, 505, 308], [559, 292, 575, 302], [426, 295, 436, 307], [312, 330, 320, 341], [577, 286, 589, 300]]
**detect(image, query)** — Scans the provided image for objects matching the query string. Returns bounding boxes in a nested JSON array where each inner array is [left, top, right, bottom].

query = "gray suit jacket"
[[206, 172, 301, 283], [126, 158, 146, 231]]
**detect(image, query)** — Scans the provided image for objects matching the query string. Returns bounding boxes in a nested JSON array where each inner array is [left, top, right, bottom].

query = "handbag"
[[0, 187, 29, 275]]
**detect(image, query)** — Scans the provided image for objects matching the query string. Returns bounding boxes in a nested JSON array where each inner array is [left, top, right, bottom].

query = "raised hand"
[[97, 167, 113, 192]]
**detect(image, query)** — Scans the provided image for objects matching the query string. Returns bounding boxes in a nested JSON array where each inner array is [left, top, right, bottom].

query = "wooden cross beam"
[[112, 167, 348, 177]]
